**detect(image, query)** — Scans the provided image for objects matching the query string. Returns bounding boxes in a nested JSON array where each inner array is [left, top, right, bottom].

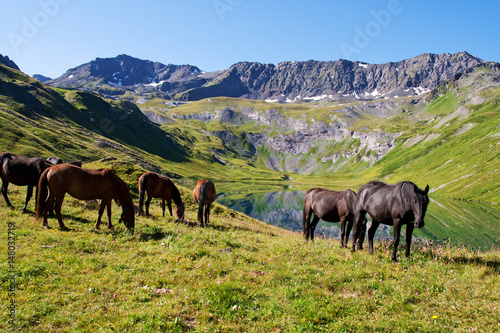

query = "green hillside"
[[1, 60, 499, 203]]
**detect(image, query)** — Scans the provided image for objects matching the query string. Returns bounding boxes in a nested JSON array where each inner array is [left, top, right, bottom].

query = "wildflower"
[[113, 294, 117, 298], [432, 315, 438, 319]]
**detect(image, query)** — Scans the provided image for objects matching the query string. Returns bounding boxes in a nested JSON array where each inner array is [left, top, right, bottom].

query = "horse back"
[[193, 179, 216, 204], [2, 154, 49, 185], [306, 188, 355, 222], [358, 181, 409, 223], [140, 172, 171, 197], [47, 164, 118, 200]]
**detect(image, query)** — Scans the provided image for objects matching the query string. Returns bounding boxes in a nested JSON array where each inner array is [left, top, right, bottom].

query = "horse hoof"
[[43, 225, 51, 229], [60, 227, 70, 231]]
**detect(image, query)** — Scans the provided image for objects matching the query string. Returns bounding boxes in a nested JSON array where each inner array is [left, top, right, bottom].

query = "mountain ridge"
[[46, 51, 486, 102]]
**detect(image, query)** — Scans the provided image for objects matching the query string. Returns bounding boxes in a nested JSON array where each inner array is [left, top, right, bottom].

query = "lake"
[[216, 185, 500, 250]]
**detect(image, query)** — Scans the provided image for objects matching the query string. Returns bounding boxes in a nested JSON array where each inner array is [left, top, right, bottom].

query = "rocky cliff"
[[47, 52, 484, 102]]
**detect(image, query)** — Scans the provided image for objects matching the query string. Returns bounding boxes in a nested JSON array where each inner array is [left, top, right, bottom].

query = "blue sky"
[[1, 0, 499, 78]]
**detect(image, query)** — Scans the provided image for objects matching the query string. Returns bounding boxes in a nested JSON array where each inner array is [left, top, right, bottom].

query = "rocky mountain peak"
[[45, 52, 488, 102], [0, 54, 20, 71]]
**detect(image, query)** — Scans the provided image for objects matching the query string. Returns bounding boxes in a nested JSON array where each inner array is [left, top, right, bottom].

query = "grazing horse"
[[35, 164, 135, 230], [193, 179, 216, 226], [1, 152, 53, 212], [138, 172, 185, 220], [302, 188, 357, 247], [351, 180, 429, 262], [47, 156, 82, 167]]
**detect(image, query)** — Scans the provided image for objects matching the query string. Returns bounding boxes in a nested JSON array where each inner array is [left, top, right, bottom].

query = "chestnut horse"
[[138, 172, 185, 220], [1, 152, 53, 212], [351, 180, 429, 261], [193, 179, 216, 226], [303, 188, 357, 247], [35, 164, 135, 230]]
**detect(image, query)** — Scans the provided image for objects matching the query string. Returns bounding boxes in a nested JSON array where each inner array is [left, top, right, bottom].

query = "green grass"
[[1, 184, 499, 332]]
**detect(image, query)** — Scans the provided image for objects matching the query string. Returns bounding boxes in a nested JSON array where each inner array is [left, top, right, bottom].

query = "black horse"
[[351, 180, 429, 262], [47, 156, 82, 167], [1, 152, 53, 212], [303, 188, 357, 247]]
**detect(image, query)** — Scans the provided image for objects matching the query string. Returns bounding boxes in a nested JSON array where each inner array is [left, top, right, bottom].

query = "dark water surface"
[[216, 185, 500, 249]]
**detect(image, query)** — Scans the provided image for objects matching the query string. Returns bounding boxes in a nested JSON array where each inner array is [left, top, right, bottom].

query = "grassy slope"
[[377, 87, 500, 203]]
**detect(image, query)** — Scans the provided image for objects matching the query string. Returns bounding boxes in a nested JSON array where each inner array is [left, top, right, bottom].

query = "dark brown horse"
[[351, 180, 429, 261], [193, 179, 216, 226], [303, 188, 357, 247], [35, 164, 135, 230], [138, 172, 185, 220], [47, 156, 82, 167], [1, 152, 53, 212]]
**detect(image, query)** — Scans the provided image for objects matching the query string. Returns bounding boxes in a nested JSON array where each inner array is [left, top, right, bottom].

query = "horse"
[[47, 156, 82, 167], [1, 152, 53, 212], [351, 180, 429, 262], [302, 188, 357, 247], [138, 172, 185, 220], [193, 179, 216, 226], [35, 164, 135, 231]]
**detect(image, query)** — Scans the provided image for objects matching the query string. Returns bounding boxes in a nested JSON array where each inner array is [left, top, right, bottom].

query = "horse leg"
[[339, 215, 346, 248], [344, 216, 354, 248], [166, 198, 173, 217], [310, 215, 320, 243], [391, 219, 402, 262], [42, 192, 55, 228], [1, 180, 12, 207], [205, 204, 211, 226], [302, 206, 312, 241], [351, 210, 366, 253], [405, 223, 414, 258], [145, 195, 152, 216], [367, 220, 380, 255], [54, 196, 69, 231], [198, 204, 204, 226], [106, 201, 113, 229], [22, 184, 34, 213], [95, 199, 106, 229], [161, 198, 166, 217]]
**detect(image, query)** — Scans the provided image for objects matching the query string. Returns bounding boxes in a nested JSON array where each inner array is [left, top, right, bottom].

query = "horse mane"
[[111, 172, 133, 208], [399, 181, 421, 206]]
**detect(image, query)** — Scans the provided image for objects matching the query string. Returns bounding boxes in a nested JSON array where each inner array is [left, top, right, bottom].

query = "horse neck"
[[399, 181, 416, 207], [116, 178, 133, 209], [171, 185, 183, 206]]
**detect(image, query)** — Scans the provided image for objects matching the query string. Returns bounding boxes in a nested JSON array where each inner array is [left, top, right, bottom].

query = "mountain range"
[[45, 52, 484, 102]]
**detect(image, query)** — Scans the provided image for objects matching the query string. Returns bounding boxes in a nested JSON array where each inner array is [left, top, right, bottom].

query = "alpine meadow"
[[1, 51, 499, 332]]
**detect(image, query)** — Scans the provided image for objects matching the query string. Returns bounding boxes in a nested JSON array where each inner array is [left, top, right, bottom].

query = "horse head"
[[119, 205, 135, 230], [412, 184, 429, 228], [176, 202, 185, 221]]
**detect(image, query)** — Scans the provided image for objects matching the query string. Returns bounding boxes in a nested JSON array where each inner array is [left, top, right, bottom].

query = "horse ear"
[[424, 185, 429, 194]]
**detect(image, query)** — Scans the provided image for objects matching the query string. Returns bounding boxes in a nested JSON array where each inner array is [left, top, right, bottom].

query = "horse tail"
[[0, 152, 12, 175], [138, 174, 147, 214], [35, 168, 50, 221], [197, 181, 208, 222], [302, 190, 312, 240]]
